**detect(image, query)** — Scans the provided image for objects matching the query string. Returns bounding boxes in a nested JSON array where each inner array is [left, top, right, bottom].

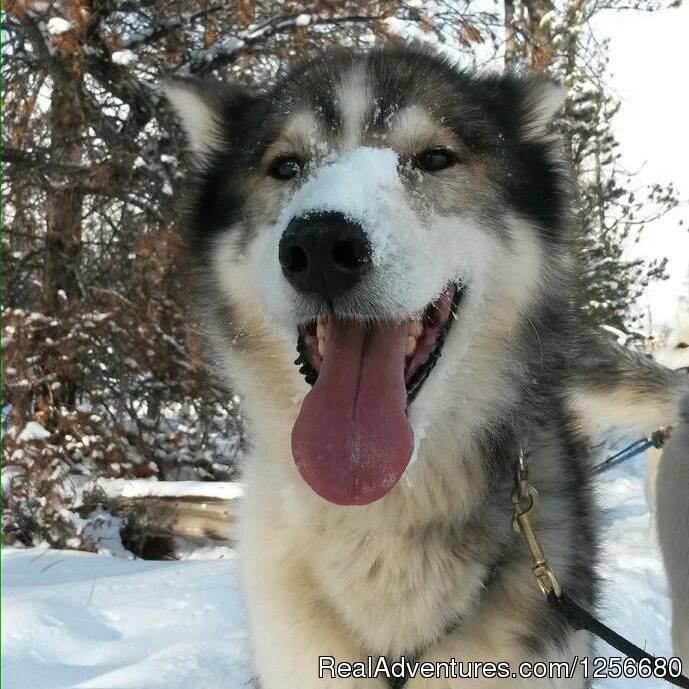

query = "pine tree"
[[549, 0, 676, 337], [505, 0, 679, 340]]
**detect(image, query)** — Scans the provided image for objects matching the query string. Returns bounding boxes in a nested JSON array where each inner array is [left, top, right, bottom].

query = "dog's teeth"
[[406, 336, 417, 357], [409, 321, 423, 338]]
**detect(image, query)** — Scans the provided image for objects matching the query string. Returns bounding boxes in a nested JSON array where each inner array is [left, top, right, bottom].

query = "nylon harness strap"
[[387, 596, 689, 689], [592, 427, 671, 475], [548, 592, 689, 689]]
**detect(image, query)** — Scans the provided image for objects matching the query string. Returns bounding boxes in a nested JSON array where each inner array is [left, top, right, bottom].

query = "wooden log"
[[86, 480, 242, 547], [115, 495, 237, 542]]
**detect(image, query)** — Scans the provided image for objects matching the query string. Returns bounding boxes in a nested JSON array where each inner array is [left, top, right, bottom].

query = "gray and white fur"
[[165, 46, 689, 688]]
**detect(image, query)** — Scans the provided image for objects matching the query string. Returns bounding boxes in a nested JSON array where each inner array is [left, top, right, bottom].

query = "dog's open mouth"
[[291, 283, 462, 507]]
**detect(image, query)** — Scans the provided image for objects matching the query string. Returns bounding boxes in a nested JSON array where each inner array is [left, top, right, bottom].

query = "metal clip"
[[651, 426, 673, 449], [512, 483, 562, 599], [515, 445, 530, 502]]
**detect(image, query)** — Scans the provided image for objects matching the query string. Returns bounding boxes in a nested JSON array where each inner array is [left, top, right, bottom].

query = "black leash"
[[548, 592, 689, 688], [513, 444, 689, 688]]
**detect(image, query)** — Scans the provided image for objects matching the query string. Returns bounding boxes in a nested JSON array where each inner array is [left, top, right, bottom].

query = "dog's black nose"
[[279, 211, 371, 299]]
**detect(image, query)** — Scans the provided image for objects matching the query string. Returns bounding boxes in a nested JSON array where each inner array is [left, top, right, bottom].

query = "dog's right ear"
[[163, 77, 256, 158]]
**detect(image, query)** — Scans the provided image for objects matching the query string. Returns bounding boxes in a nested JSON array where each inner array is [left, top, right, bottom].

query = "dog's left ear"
[[481, 74, 566, 143], [163, 77, 258, 158], [518, 76, 566, 141]]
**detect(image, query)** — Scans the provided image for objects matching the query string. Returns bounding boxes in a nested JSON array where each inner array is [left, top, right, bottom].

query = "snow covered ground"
[[2, 453, 677, 689], [2, 547, 251, 689]]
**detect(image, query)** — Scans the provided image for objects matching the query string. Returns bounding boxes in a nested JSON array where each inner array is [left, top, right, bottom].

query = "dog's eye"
[[416, 148, 456, 172], [270, 156, 302, 180]]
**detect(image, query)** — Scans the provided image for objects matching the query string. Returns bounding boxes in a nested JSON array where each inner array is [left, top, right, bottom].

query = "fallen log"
[[85, 479, 242, 556], [115, 494, 237, 541]]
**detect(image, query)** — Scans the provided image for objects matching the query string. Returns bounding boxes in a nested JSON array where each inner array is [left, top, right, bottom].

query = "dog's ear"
[[482, 74, 565, 143], [519, 76, 566, 141], [163, 77, 257, 157]]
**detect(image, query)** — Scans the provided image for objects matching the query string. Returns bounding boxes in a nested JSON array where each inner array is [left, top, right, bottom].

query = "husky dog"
[[653, 327, 689, 666], [657, 398, 689, 668], [165, 46, 688, 688], [645, 322, 689, 537]]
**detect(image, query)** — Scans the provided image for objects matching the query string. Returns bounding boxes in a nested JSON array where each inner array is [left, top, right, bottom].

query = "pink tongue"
[[292, 319, 414, 506]]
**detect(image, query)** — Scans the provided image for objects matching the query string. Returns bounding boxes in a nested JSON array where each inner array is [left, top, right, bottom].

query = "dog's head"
[[167, 46, 572, 506]]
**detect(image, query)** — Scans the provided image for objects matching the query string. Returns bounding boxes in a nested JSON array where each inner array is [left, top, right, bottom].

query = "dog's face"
[[168, 47, 571, 506]]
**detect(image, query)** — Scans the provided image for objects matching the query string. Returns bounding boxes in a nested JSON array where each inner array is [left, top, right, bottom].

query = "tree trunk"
[[523, 0, 554, 71], [44, 79, 84, 312], [44, 77, 84, 407], [504, 0, 518, 68]]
